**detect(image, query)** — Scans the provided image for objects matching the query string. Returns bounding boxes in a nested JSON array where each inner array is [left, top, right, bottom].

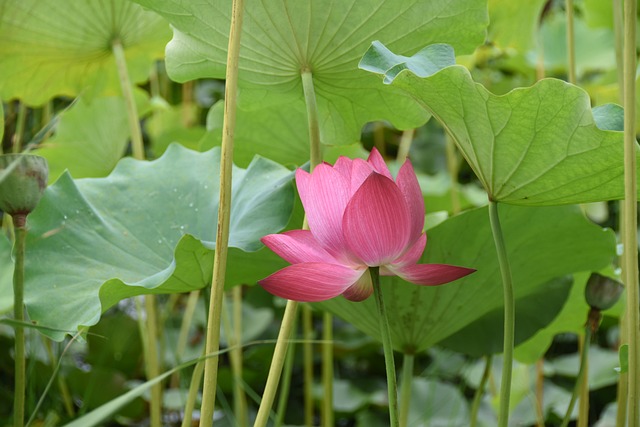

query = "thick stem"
[[488, 201, 515, 427], [577, 334, 589, 427], [253, 300, 299, 427], [144, 296, 162, 427], [559, 327, 592, 427], [397, 129, 415, 162], [111, 39, 144, 161], [445, 134, 461, 215], [322, 312, 333, 427], [623, 0, 640, 423], [12, 102, 26, 154], [302, 305, 314, 426], [275, 327, 297, 427], [565, 0, 576, 84], [254, 65, 324, 427], [13, 221, 26, 427], [534, 359, 545, 427], [470, 355, 493, 427], [199, 0, 245, 425], [371, 267, 399, 427], [399, 353, 414, 427], [232, 287, 248, 427], [181, 358, 205, 427], [301, 71, 322, 169], [172, 291, 201, 388]]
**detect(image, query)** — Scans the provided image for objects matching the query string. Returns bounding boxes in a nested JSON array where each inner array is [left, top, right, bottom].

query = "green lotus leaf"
[[201, 100, 368, 168], [317, 204, 615, 354], [487, 0, 548, 52], [35, 97, 131, 183], [23, 144, 294, 340], [361, 41, 635, 205], [0, 0, 171, 104], [131, 0, 488, 145]]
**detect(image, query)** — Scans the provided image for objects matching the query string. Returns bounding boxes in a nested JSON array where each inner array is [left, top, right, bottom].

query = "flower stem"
[[199, 0, 245, 424], [302, 304, 314, 426], [371, 267, 399, 427], [111, 39, 144, 161], [470, 354, 493, 427], [13, 218, 26, 427], [623, 0, 640, 423], [254, 300, 299, 427], [559, 327, 591, 427], [322, 311, 333, 427], [488, 200, 515, 427], [254, 62, 324, 427], [399, 353, 414, 427], [144, 296, 162, 427], [275, 326, 297, 427], [565, 0, 576, 85]]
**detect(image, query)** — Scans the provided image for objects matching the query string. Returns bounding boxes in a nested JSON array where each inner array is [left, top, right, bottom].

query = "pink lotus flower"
[[259, 149, 475, 302]]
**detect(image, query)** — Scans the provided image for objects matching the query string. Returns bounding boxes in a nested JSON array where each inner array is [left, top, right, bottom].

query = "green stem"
[[396, 129, 414, 162], [613, 0, 624, 103], [371, 267, 399, 427], [13, 218, 26, 427], [12, 102, 26, 154], [373, 122, 386, 154], [254, 64, 324, 427], [623, 0, 639, 423], [173, 291, 200, 388], [275, 323, 297, 427], [534, 359, 545, 427], [144, 296, 162, 427], [181, 358, 205, 427], [445, 134, 461, 215], [301, 71, 322, 170], [221, 288, 248, 427], [322, 311, 333, 427], [253, 300, 299, 427], [470, 354, 493, 427], [577, 334, 589, 427], [42, 339, 74, 417], [111, 39, 144, 161], [198, 0, 245, 425], [399, 353, 414, 427], [616, 311, 629, 427], [565, 0, 576, 84], [302, 305, 314, 426], [560, 327, 591, 427], [488, 201, 515, 427]]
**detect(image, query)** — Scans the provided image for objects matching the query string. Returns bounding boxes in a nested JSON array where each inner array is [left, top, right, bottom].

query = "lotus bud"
[[0, 154, 48, 227], [584, 272, 624, 311]]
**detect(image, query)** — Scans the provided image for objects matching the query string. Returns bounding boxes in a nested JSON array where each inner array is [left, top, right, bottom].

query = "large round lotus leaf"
[[22, 144, 294, 340], [317, 204, 615, 354], [0, 0, 171, 104], [131, 0, 488, 145], [360, 41, 635, 206]]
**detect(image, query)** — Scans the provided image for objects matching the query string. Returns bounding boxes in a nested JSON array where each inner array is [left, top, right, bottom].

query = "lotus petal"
[[259, 262, 364, 302]]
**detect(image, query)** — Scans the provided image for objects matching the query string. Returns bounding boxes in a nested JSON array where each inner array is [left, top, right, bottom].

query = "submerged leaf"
[[23, 145, 294, 340]]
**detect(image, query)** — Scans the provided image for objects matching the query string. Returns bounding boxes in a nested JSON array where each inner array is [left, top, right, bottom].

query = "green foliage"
[[34, 98, 130, 183], [21, 145, 294, 340], [362, 41, 634, 205], [0, 0, 171, 104], [131, 0, 488, 145]]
